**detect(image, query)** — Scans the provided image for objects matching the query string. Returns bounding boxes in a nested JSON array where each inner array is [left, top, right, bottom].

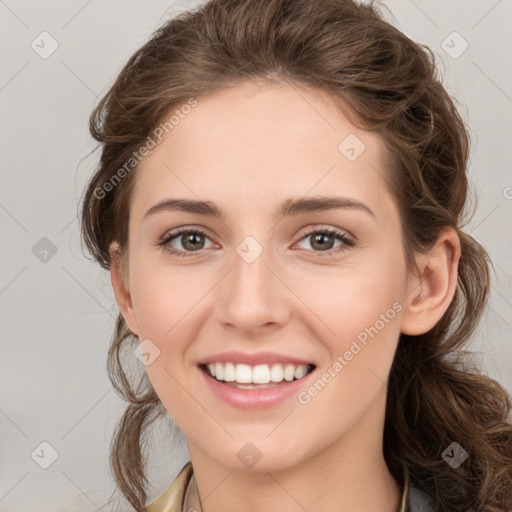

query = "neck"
[[185, 387, 403, 512]]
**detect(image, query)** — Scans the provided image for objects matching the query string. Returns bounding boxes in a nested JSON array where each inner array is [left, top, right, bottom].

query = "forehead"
[[132, 80, 394, 221]]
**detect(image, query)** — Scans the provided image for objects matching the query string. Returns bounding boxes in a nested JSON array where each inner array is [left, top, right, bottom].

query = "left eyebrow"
[[143, 195, 376, 220], [277, 196, 375, 219]]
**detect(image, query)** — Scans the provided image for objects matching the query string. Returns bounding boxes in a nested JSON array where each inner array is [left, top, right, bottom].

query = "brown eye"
[[294, 228, 355, 256], [180, 232, 206, 251], [309, 232, 336, 251], [158, 228, 214, 257]]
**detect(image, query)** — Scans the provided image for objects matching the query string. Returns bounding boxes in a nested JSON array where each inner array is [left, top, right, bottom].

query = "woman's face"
[[116, 80, 415, 472]]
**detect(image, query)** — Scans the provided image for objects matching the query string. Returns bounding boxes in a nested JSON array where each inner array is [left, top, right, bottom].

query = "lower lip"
[[198, 366, 315, 410]]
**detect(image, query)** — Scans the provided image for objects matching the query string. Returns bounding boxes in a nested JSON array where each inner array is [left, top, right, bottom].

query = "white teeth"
[[204, 362, 312, 385], [215, 362, 224, 381], [283, 364, 296, 382], [252, 364, 270, 384], [295, 365, 308, 379], [270, 364, 284, 382], [223, 362, 236, 382], [235, 364, 253, 383]]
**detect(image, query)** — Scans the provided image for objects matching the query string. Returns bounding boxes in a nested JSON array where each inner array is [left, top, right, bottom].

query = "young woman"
[[80, 0, 512, 511]]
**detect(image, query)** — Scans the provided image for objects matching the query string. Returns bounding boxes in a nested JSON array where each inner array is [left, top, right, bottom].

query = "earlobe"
[[109, 242, 139, 336], [401, 228, 461, 336]]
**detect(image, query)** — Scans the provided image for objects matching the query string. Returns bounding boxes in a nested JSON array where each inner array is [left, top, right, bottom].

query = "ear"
[[109, 242, 139, 336], [401, 228, 461, 336]]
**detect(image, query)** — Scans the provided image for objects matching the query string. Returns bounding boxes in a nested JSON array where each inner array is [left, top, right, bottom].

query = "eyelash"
[[157, 227, 355, 258]]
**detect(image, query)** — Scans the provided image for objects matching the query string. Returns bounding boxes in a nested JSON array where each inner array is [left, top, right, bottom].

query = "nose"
[[213, 245, 291, 335]]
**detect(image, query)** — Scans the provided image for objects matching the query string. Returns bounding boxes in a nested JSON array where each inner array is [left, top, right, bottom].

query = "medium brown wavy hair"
[[80, 0, 512, 510]]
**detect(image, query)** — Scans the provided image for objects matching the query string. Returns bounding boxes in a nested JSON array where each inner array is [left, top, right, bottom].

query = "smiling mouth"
[[199, 362, 316, 389]]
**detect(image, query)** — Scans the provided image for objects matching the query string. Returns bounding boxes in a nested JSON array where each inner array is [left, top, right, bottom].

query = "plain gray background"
[[1, 0, 511, 510]]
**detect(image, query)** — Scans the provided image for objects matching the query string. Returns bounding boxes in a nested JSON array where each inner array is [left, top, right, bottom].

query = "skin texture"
[[110, 80, 460, 512]]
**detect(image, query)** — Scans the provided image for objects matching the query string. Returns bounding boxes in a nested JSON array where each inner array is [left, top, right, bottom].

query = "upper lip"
[[197, 351, 315, 367]]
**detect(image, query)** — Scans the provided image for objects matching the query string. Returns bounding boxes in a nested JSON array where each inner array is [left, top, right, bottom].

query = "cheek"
[[128, 256, 205, 339], [294, 252, 406, 339], [130, 272, 201, 424], [295, 295, 403, 443], [296, 250, 406, 399], [127, 261, 209, 413]]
